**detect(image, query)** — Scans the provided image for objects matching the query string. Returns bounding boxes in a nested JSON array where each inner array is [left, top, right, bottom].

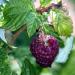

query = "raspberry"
[[30, 33, 59, 67]]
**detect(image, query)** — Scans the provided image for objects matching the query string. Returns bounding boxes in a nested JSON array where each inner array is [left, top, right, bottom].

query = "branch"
[[36, 1, 62, 14], [12, 25, 26, 43]]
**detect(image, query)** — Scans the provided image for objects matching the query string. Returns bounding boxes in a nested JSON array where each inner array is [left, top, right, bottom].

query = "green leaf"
[[3, 0, 33, 17], [3, 0, 34, 31], [26, 12, 41, 37], [21, 59, 37, 75], [0, 48, 12, 75], [4, 14, 27, 31], [40, 0, 51, 7], [43, 24, 55, 34], [54, 10, 73, 37]]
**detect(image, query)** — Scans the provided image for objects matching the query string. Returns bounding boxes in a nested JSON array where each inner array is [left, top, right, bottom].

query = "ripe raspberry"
[[30, 33, 59, 67]]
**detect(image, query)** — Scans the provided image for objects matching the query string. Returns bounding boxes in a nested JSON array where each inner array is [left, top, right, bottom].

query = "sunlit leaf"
[[26, 12, 41, 37], [53, 10, 73, 36]]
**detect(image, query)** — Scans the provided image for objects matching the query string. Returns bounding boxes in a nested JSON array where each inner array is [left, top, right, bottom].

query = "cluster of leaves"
[[2, 0, 42, 37], [1, 0, 72, 38]]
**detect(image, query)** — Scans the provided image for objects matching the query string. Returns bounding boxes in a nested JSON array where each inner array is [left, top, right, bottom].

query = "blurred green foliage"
[[0, 0, 75, 75], [0, 47, 12, 75]]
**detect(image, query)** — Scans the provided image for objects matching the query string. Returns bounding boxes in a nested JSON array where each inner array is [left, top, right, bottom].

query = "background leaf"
[[59, 41, 75, 75], [0, 47, 12, 75], [21, 59, 37, 75], [12, 47, 31, 61], [52, 39, 75, 75]]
